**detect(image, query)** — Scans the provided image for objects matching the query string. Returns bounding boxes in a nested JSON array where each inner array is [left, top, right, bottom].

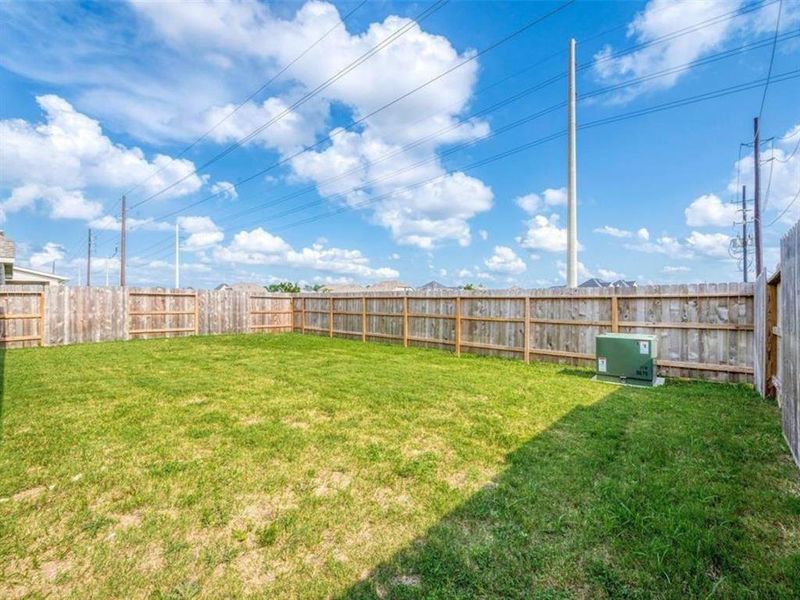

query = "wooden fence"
[[779, 221, 799, 469], [0, 283, 756, 383], [293, 283, 754, 383], [0, 286, 293, 347]]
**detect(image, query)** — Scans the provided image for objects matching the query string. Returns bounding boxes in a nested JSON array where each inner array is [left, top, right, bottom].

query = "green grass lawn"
[[1, 333, 799, 599]]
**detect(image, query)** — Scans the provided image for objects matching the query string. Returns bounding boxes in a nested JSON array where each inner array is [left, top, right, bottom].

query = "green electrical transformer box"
[[595, 333, 659, 386]]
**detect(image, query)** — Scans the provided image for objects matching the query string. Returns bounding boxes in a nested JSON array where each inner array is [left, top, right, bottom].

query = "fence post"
[[194, 291, 200, 335], [455, 296, 461, 357], [362, 295, 367, 342], [329, 296, 333, 337], [38, 291, 45, 347], [403, 295, 409, 347], [523, 295, 530, 363], [611, 292, 619, 333], [301, 296, 306, 334]]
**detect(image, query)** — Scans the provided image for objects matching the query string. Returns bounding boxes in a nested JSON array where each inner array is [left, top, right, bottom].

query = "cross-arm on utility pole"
[[566, 38, 578, 288]]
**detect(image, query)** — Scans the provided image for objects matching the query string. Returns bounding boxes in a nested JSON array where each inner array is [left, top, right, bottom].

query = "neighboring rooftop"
[[419, 280, 459, 291], [367, 279, 414, 291], [578, 278, 637, 289]]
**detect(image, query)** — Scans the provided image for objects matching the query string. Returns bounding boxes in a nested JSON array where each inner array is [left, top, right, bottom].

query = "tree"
[[266, 282, 301, 293], [303, 283, 325, 292], [462, 283, 476, 291]]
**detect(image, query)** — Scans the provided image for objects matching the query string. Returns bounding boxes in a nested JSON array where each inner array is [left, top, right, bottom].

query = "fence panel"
[[780, 222, 799, 469], [294, 284, 755, 383], [0, 288, 44, 348]]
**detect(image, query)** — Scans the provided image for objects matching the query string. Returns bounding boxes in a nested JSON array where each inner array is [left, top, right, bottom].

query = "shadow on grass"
[[339, 385, 800, 599]]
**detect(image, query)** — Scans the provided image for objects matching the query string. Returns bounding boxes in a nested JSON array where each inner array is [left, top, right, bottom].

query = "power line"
[[133, 0, 773, 215], [145, 2, 784, 229], [120, 0, 369, 200], [758, 0, 783, 120], [136, 69, 800, 262], [128, 0, 452, 209], [135, 38, 798, 262], [766, 186, 800, 226], [192, 35, 800, 231], [271, 70, 800, 237]]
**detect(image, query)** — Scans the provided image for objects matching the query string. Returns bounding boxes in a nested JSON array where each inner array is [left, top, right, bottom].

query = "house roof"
[[578, 278, 610, 288], [12, 266, 69, 283], [419, 280, 458, 290], [368, 279, 414, 290]]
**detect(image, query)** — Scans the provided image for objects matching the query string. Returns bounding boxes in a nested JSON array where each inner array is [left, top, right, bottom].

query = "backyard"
[[1, 333, 799, 598]]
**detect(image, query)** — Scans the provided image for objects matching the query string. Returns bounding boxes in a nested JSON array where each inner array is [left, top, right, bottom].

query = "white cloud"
[[177, 216, 224, 250], [515, 187, 567, 215], [291, 129, 493, 249], [685, 193, 737, 227], [597, 268, 624, 280], [478, 229, 488, 241], [0, 95, 205, 220], [89, 215, 172, 232], [210, 180, 238, 201], [137, 2, 491, 248], [519, 214, 578, 253], [592, 0, 742, 101], [484, 246, 526, 275], [541, 187, 567, 206], [2, 184, 103, 221], [214, 226, 398, 280], [637, 227, 650, 240], [663, 265, 690, 273], [592, 0, 800, 102], [625, 234, 690, 258], [515, 193, 540, 214], [557, 260, 593, 282], [594, 225, 632, 238], [222, 226, 290, 255], [28, 242, 65, 269], [2, 2, 497, 248], [685, 231, 732, 259]]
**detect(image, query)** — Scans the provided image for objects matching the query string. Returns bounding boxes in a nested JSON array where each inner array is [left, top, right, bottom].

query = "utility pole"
[[566, 38, 578, 288], [174, 221, 180, 289], [753, 117, 763, 275], [120, 195, 127, 287], [742, 185, 748, 283], [86, 228, 92, 287], [105, 247, 118, 287]]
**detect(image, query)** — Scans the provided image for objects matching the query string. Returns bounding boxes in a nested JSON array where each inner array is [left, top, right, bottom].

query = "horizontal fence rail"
[[0, 283, 755, 383], [293, 283, 755, 383], [0, 290, 45, 346], [0, 286, 293, 348]]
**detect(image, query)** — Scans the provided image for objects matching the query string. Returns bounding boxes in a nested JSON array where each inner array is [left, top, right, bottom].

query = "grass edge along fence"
[[293, 282, 754, 383]]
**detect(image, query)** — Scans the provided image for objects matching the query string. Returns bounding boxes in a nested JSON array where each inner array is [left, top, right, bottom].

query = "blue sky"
[[1, 0, 799, 289]]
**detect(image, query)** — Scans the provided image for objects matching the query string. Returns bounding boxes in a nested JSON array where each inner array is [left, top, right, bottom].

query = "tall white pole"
[[175, 222, 180, 289], [567, 38, 578, 288]]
